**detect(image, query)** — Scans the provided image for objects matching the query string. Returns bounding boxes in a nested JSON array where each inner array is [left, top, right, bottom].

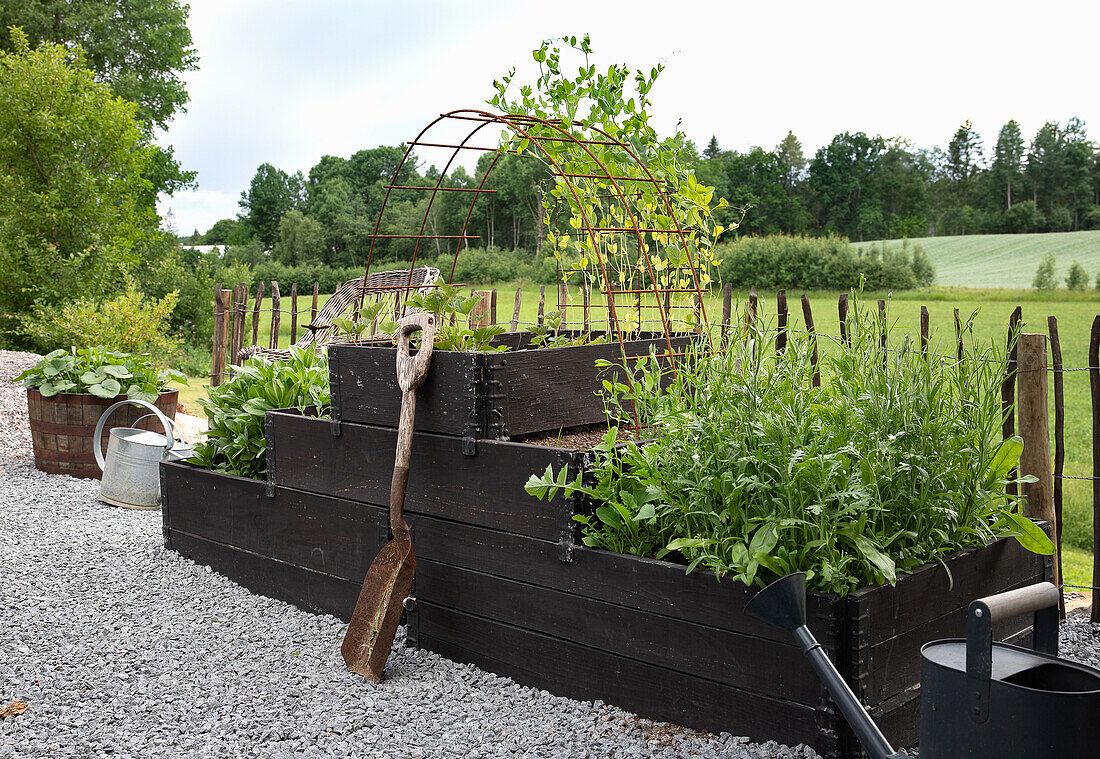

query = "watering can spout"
[[746, 574, 912, 759]]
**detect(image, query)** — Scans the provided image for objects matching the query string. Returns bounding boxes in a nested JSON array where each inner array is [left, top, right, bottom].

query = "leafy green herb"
[[189, 347, 330, 480], [14, 347, 186, 401], [527, 296, 1054, 596]]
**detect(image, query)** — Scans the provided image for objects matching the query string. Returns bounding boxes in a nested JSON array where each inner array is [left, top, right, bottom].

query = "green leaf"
[[998, 512, 1056, 555], [633, 502, 655, 521], [88, 378, 121, 398], [851, 534, 897, 584], [982, 436, 1024, 488]]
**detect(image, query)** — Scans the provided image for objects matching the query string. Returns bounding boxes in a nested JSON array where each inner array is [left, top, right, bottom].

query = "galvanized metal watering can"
[[94, 399, 194, 510]]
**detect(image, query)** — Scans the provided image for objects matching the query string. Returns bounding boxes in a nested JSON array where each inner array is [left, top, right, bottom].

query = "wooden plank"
[[161, 461, 386, 582], [168, 531, 360, 621], [412, 604, 836, 756], [490, 287, 497, 325], [268, 413, 574, 541], [845, 533, 1048, 645], [537, 286, 545, 326], [406, 513, 839, 643], [1048, 315, 1065, 615], [492, 335, 693, 437], [413, 558, 828, 703], [311, 281, 319, 325]]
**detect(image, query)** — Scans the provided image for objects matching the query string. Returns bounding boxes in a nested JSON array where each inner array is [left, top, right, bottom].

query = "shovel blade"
[[341, 536, 415, 681]]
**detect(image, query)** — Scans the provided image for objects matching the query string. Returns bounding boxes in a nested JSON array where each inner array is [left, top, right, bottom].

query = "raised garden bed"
[[161, 408, 1051, 759], [328, 331, 692, 440]]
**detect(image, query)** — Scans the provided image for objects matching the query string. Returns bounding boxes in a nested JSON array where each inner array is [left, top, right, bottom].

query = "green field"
[[854, 230, 1100, 289]]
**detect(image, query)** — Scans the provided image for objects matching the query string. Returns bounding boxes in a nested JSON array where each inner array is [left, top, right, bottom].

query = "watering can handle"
[[966, 581, 1060, 724], [132, 413, 185, 444], [93, 399, 175, 471]]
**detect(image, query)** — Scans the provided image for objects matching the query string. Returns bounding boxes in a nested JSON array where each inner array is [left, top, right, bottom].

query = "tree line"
[[191, 117, 1100, 269]]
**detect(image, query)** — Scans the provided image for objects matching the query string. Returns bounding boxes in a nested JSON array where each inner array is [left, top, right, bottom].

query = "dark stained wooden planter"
[[28, 388, 178, 479], [161, 409, 1051, 759], [328, 331, 692, 441]]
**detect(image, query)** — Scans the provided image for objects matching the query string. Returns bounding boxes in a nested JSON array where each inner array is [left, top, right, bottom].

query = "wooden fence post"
[[490, 288, 498, 325], [721, 283, 732, 349], [776, 290, 788, 354], [838, 294, 849, 346], [227, 284, 242, 366], [538, 286, 545, 327], [470, 290, 491, 328], [311, 282, 319, 325], [920, 306, 929, 361], [510, 288, 522, 332], [269, 281, 281, 350], [1048, 315, 1065, 616], [290, 283, 298, 345], [1090, 316, 1100, 624], [1004, 306, 1022, 498], [211, 285, 230, 387], [582, 281, 591, 334], [1017, 333, 1061, 606], [252, 281, 265, 347], [801, 294, 819, 388], [877, 299, 887, 368]]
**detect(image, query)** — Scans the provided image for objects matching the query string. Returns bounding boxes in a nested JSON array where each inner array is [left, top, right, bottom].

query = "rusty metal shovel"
[[341, 311, 436, 681]]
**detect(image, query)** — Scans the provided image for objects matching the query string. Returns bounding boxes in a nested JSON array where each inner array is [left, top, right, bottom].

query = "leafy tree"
[[703, 136, 722, 160], [1033, 253, 1057, 291], [0, 29, 155, 346], [878, 138, 932, 237], [719, 148, 787, 236], [808, 132, 885, 241], [238, 164, 305, 249], [202, 218, 249, 245], [1062, 117, 1094, 229], [274, 209, 325, 265], [1065, 260, 1088, 291], [1027, 122, 1065, 213], [946, 120, 983, 206], [0, 0, 198, 131], [991, 120, 1025, 210]]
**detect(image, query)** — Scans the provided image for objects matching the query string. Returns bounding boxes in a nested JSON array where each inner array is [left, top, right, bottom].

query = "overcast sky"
[[158, 0, 1100, 236]]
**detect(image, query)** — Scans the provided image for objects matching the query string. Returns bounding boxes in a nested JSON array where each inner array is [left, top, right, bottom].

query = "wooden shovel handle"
[[391, 312, 435, 538]]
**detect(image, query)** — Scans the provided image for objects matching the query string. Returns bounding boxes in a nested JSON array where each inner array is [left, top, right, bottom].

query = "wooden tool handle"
[[390, 312, 435, 538]]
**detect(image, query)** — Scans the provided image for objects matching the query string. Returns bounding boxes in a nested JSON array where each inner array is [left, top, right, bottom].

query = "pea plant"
[[527, 297, 1054, 596], [490, 35, 738, 334]]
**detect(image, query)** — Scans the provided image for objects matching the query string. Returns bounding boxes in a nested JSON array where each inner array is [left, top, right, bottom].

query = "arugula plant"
[[527, 297, 1054, 596], [189, 347, 330, 480], [15, 347, 186, 402]]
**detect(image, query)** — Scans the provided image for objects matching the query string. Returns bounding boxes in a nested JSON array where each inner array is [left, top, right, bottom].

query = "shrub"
[[1084, 206, 1100, 231], [1033, 253, 1057, 291], [189, 347, 330, 480], [1048, 206, 1073, 233], [1065, 260, 1089, 291], [135, 239, 216, 347], [716, 235, 928, 291], [1004, 201, 1045, 233], [23, 280, 183, 363]]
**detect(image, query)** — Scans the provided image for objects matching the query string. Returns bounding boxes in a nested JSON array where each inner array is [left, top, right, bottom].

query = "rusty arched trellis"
[[359, 109, 715, 423]]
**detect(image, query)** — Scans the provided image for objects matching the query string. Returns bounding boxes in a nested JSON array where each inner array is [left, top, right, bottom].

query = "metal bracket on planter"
[[557, 450, 590, 563], [264, 414, 277, 498], [462, 353, 486, 455], [158, 463, 171, 548], [328, 349, 342, 437], [486, 356, 508, 441], [404, 592, 419, 648]]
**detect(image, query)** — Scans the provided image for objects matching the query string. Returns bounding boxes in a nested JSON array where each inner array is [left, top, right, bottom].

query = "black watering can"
[[745, 573, 1100, 758]]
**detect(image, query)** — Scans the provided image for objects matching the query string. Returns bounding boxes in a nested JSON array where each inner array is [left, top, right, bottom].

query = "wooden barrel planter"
[[27, 388, 179, 479]]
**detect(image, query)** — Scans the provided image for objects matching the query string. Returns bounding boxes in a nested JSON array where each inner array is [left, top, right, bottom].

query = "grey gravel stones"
[[0, 350, 1096, 758]]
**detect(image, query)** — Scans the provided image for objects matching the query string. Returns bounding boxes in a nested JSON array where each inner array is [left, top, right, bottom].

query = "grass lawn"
[[853, 230, 1100, 289]]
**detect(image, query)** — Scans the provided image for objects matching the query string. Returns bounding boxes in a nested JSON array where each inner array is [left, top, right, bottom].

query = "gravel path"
[[1, 349, 1097, 758]]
